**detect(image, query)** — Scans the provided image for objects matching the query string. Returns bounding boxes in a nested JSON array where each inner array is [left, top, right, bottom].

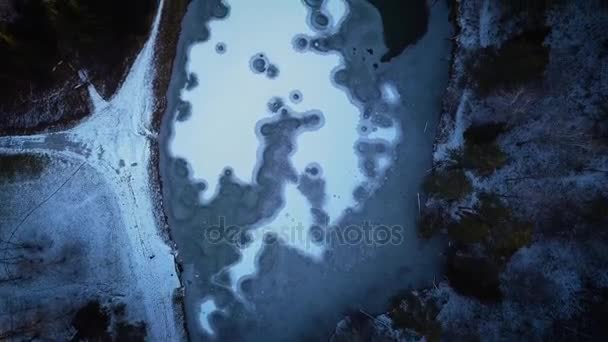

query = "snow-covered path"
[[0, 0, 184, 340]]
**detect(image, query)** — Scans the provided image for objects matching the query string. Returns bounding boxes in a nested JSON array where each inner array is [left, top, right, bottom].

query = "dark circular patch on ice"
[[310, 38, 330, 52], [251, 56, 267, 73], [312, 11, 330, 29], [358, 124, 369, 135], [266, 64, 279, 79], [195, 182, 207, 192], [263, 233, 278, 245], [260, 123, 274, 136], [215, 42, 226, 54], [309, 225, 325, 244], [293, 35, 309, 51], [353, 185, 369, 202], [237, 231, 253, 249], [223, 167, 233, 177], [289, 90, 303, 104], [356, 141, 371, 154], [362, 159, 376, 178], [357, 141, 388, 157], [302, 112, 322, 127], [239, 278, 253, 295], [267, 97, 284, 113], [305, 163, 321, 177], [212, 1, 230, 19]]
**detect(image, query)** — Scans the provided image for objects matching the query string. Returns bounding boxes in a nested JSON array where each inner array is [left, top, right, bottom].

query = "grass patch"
[[0, 153, 50, 183], [423, 168, 472, 201]]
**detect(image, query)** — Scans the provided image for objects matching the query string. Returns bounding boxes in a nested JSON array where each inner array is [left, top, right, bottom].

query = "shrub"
[[0, 153, 49, 183], [446, 254, 503, 302], [445, 193, 533, 260], [388, 292, 442, 342], [0, 29, 15, 47], [449, 213, 490, 244], [475, 193, 533, 258], [462, 142, 508, 176], [71, 301, 111, 341], [454, 123, 509, 176], [492, 224, 533, 258], [116, 321, 147, 341], [467, 28, 550, 96], [463, 122, 507, 145], [592, 102, 608, 143], [581, 196, 608, 225], [419, 209, 449, 239], [445, 148, 464, 170], [478, 192, 511, 224], [423, 168, 472, 201]]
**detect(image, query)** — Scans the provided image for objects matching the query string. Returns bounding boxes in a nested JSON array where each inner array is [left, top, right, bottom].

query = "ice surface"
[[170, 0, 397, 224], [169, 0, 402, 302]]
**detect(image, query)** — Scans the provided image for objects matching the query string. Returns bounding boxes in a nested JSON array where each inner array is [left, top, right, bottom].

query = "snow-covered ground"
[[0, 0, 184, 340]]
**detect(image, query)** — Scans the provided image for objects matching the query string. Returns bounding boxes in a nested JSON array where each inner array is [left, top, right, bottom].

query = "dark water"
[[159, 0, 452, 340], [368, 0, 429, 62]]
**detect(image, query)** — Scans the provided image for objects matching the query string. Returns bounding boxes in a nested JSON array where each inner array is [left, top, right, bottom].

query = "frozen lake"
[[160, 0, 452, 340]]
